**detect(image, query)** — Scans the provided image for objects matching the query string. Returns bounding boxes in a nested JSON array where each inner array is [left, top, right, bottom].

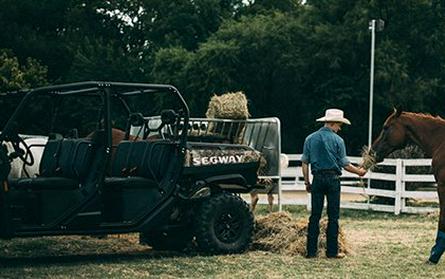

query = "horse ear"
[[393, 107, 402, 117]]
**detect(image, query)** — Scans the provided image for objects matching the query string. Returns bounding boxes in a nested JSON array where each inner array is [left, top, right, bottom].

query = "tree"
[[151, 0, 445, 154], [152, 13, 314, 151], [0, 49, 48, 127], [0, 0, 126, 82], [0, 49, 48, 92], [66, 38, 146, 82]]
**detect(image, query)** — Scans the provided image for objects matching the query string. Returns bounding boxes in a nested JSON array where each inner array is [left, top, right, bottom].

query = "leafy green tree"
[[0, 0, 126, 82], [152, 13, 313, 150], [3, 0, 445, 155], [137, 0, 244, 50], [66, 38, 146, 82], [370, 0, 445, 116], [151, 0, 445, 153], [240, 0, 302, 15], [0, 49, 48, 92], [0, 49, 48, 127]]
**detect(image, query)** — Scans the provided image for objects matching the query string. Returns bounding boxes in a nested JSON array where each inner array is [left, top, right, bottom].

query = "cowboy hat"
[[316, 108, 351, 125]]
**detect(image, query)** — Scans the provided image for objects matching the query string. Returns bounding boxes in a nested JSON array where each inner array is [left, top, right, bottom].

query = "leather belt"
[[313, 169, 339, 175]]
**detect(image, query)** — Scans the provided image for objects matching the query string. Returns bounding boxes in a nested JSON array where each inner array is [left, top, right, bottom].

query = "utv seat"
[[104, 140, 176, 189], [9, 139, 96, 190]]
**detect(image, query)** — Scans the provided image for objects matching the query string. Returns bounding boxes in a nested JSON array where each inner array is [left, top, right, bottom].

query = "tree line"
[[1, 0, 445, 154]]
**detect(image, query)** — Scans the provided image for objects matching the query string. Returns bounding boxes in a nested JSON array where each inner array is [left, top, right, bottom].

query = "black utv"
[[0, 82, 261, 254]]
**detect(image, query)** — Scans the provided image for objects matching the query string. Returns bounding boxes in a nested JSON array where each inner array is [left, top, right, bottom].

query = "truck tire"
[[139, 230, 193, 252], [194, 192, 254, 254]]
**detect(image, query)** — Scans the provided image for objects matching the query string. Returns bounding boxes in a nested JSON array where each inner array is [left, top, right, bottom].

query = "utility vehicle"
[[0, 82, 267, 254]]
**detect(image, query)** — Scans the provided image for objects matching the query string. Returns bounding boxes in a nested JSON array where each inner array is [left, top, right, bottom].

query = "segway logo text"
[[193, 155, 244, 166]]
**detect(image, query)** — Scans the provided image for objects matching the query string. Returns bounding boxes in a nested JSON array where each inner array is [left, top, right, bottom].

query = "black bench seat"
[[9, 139, 96, 190], [104, 140, 176, 188]]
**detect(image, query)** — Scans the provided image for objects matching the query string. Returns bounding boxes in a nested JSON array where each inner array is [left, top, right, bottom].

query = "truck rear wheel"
[[194, 192, 254, 254]]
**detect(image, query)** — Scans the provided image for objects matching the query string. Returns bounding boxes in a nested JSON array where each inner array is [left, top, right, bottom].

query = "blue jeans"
[[306, 174, 341, 257]]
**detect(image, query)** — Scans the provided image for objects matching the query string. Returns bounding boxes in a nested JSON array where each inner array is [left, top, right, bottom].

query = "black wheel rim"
[[214, 211, 243, 243]]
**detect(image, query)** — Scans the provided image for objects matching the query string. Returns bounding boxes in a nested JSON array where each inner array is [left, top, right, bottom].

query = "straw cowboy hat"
[[316, 108, 351, 125]]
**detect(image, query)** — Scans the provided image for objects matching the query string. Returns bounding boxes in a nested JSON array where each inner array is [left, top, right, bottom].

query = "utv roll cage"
[[0, 81, 190, 150]]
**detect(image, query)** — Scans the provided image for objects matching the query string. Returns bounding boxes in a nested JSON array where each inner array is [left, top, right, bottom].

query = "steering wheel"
[[10, 136, 35, 166]]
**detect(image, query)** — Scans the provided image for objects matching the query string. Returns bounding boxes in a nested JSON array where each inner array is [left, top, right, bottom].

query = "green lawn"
[[1, 206, 445, 278]]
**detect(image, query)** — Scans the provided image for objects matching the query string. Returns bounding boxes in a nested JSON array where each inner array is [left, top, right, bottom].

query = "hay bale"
[[252, 211, 348, 256], [206, 91, 249, 144], [206, 91, 250, 119]]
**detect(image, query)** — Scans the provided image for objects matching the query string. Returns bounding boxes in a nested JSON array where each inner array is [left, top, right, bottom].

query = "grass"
[[1, 205, 445, 278]]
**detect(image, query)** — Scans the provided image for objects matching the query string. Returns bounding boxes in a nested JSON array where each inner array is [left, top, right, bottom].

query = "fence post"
[[307, 193, 311, 211], [400, 159, 406, 213], [394, 159, 403, 215], [278, 177, 282, 212]]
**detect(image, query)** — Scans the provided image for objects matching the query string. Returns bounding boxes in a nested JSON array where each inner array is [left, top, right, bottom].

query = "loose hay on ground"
[[252, 211, 348, 256], [0, 234, 148, 258]]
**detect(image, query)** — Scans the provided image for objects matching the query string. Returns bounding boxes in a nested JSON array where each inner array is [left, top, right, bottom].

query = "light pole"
[[367, 19, 384, 195], [368, 19, 385, 150]]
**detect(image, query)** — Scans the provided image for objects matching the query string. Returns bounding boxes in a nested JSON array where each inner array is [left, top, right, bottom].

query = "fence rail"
[[274, 154, 438, 215]]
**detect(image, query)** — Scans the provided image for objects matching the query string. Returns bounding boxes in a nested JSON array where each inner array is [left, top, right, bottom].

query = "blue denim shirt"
[[301, 127, 350, 174]]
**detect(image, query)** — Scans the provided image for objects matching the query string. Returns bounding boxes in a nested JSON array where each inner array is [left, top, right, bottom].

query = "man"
[[301, 108, 367, 259], [250, 154, 289, 213], [250, 191, 274, 213]]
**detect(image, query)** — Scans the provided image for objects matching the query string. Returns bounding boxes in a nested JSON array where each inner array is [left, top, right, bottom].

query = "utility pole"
[[368, 19, 384, 150], [367, 19, 384, 196]]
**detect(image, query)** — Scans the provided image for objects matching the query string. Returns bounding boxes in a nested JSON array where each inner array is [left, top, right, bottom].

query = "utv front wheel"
[[194, 192, 254, 254]]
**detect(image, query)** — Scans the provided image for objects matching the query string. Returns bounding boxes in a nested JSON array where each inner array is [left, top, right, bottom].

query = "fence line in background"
[[273, 154, 438, 215]]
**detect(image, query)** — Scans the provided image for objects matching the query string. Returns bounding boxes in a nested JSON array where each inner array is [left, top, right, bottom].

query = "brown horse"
[[86, 128, 142, 173], [370, 109, 445, 264]]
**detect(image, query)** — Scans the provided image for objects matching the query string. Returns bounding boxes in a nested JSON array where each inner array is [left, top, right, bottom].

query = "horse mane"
[[402, 112, 445, 125]]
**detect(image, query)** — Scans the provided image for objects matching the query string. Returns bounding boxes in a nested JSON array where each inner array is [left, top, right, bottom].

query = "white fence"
[[276, 154, 438, 215]]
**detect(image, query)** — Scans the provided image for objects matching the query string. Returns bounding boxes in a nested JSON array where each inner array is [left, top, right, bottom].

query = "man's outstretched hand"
[[357, 167, 367, 177]]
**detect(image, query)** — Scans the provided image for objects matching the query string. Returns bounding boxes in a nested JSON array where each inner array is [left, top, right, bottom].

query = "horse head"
[[371, 108, 409, 162]]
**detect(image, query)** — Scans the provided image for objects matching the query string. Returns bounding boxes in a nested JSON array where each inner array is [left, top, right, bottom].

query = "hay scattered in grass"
[[361, 146, 377, 170], [252, 211, 348, 256], [0, 234, 148, 258]]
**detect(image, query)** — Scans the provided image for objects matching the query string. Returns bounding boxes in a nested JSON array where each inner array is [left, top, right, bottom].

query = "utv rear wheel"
[[194, 192, 254, 254]]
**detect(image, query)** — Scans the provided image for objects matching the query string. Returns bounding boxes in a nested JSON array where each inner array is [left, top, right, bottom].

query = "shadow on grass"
[[0, 250, 200, 268], [254, 205, 435, 223]]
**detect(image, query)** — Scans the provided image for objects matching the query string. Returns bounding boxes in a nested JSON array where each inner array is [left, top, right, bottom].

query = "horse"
[[86, 127, 143, 164], [369, 108, 445, 264]]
